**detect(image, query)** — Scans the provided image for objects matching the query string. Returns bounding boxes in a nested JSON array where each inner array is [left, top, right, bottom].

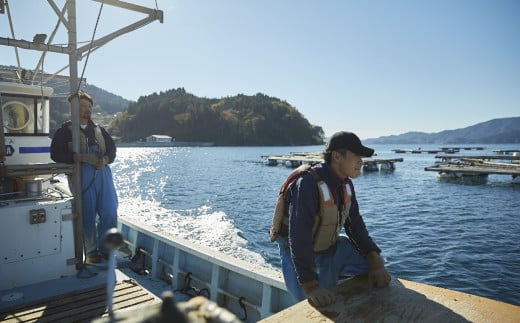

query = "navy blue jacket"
[[50, 120, 116, 164], [286, 162, 381, 285]]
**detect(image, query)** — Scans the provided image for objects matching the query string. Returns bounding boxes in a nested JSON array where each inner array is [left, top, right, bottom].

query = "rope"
[[174, 272, 211, 299], [238, 296, 248, 321]]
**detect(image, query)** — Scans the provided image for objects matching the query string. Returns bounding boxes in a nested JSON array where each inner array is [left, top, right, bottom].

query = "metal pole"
[[67, 0, 85, 269], [0, 95, 5, 164], [0, 94, 6, 182]]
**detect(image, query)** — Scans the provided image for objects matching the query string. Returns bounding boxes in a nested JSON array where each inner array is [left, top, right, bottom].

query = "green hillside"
[[48, 84, 130, 132], [109, 88, 324, 146]]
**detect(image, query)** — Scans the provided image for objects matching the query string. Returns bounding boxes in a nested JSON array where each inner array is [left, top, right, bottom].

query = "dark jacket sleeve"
[[344, 184, 381, 256], [50, 126, 74, 164], [287, 173, 320, 285], [100, 126, 116, 163]]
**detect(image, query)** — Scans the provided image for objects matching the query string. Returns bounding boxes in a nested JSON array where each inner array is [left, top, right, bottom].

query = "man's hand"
[[74, 153, 98, 166], [366, 251, 392, 288], [302, 280, 336, 307], [95, 155, 109, 169], [73, 154, 108, 169]]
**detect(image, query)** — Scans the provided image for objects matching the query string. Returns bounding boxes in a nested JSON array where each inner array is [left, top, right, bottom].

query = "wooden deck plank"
[[35, 285, 149, 323], [1, 282, 142, 320], [0, 280, 158, 323], [46, 294, 156, 323], [0, 283, 105, 315], [260, 277, 520, 323]]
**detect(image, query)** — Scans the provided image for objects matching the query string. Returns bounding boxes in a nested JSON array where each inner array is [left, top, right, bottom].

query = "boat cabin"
[[1, 82, 76, 291]]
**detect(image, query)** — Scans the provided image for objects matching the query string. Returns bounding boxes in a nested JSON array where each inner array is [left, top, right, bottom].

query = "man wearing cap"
[[278, 131, 391, 307], [51, 91, 118, 264]]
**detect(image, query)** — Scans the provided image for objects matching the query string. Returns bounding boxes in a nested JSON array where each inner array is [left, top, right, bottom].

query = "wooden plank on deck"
[[0, 279, 158, 323], [259, 276, 520, 323]]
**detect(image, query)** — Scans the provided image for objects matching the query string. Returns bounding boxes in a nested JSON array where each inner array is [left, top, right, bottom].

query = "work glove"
[[307, 287, 336, 307], [302, 280, 336, 307], [366, 251, 392, 288], [368, 267, 392, 288]]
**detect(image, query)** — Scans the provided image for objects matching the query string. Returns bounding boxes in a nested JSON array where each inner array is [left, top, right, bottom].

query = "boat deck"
[[260, 276, 520, 323], [0, 265, 160, 323]]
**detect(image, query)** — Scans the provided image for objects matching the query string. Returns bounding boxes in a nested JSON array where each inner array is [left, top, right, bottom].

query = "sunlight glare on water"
[[115, 148, 268, 267]]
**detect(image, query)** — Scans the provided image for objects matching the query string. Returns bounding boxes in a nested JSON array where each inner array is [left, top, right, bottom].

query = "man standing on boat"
[[273, 131, 391, 307], [50, 91, 118, 264]]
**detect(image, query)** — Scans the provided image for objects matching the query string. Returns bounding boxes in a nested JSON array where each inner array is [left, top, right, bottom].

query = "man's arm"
[[100, 127, 116, 163], [50, 127, 74, 164], [288, 174, 320, 286], [289, 174, 338, 307]]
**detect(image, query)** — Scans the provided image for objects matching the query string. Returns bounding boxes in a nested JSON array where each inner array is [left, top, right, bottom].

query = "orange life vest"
[[269, 164, 352, 253]]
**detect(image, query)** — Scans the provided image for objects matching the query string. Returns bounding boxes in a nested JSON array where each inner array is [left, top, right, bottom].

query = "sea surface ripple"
[[111, 144, 520, 306]]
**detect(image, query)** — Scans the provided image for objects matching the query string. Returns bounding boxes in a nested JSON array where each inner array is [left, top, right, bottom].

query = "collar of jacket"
[[315, 162, 348, 193]]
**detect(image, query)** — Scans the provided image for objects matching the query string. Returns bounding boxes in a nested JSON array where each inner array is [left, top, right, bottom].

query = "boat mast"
[[0, 0, 163, 269], [67, 0, 85, 270]]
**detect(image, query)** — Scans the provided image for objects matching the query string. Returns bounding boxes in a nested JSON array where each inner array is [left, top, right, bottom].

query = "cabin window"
[[1, 95, 49, 135]]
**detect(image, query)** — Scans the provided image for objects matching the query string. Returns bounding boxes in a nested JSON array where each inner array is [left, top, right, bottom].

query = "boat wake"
[[118, 198, 272, 269]]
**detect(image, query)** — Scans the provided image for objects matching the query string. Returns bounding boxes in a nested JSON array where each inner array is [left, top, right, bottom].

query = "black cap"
[[326, 131, 374, 157]]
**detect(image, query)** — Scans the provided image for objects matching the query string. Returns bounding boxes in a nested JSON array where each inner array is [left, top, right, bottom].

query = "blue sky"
[[1, 0, 519, 139]]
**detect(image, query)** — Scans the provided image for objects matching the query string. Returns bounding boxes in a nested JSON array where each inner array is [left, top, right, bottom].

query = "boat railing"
[[3, 162, 74, 177], [118, 217, 293, 322]]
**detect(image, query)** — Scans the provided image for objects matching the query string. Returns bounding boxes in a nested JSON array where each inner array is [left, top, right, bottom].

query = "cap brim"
[[355, 146, 374, 157]]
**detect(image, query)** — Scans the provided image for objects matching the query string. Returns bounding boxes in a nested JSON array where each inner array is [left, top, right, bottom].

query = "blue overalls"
[[80, 145, 118, 257]]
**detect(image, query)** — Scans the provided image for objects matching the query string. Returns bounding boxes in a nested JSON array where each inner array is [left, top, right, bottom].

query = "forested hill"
[[48, 84, 130, 132], [109, 88, 324, 146]]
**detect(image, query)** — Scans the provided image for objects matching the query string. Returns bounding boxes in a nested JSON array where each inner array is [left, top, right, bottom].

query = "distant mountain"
[[364, 117, 520, 144]]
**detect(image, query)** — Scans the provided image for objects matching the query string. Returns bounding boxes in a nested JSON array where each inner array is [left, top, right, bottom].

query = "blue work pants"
[[279, 236, 372, 302], [69, 146, 118, 256], [80, 159, 118, 257]]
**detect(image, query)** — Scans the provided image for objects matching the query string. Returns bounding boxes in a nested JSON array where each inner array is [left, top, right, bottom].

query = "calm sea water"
[[111, 144, 520, 306]]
